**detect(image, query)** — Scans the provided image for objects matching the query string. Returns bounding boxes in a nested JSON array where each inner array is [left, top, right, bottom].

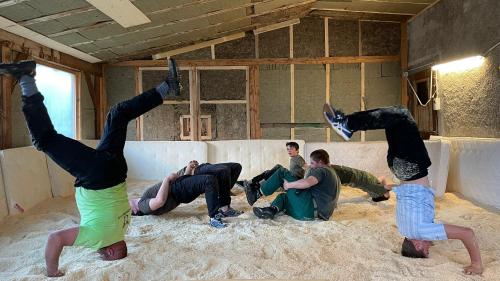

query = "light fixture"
[[431, 55, 485, 73]]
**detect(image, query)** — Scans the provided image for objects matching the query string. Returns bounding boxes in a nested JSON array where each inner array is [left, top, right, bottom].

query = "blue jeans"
[[22, 88, 163, 190]]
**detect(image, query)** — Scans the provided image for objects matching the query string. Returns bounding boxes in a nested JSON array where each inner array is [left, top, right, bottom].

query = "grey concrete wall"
[[105, 66, 136, 140], [408, 0, 500, 137], [436, 52, 500, 137]]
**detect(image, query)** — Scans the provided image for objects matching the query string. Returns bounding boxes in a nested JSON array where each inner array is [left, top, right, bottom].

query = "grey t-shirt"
[[306, 166, 339, 220], [136, 182, 180, 216], [289, 155, 306, 179]]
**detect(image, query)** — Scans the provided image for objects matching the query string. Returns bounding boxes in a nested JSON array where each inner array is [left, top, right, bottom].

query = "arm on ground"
[[45, 227, 79, 277]]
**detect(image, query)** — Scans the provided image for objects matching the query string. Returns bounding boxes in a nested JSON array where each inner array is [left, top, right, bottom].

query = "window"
[[36, 64, 77, 138]]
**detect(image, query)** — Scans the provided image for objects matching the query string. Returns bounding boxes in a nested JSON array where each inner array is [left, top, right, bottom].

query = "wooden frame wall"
[[137, 65, 250, 141], [113, 18, 405, 142]]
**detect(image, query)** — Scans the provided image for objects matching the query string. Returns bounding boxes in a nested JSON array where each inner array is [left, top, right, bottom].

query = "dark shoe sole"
[[372, 195, 390, 202], [253, 207, 275, 219], [0, 60, 36, 79], [244, 181, 258, 206]]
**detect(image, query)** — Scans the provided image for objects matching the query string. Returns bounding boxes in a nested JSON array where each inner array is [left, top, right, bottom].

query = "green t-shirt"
[[73, 182, 131, 250], [289, 155, 306, 179], [306, 166, 339, 220]]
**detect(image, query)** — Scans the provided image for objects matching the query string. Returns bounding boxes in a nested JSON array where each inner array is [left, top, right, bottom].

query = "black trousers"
[[22, 88, 163, 190], [346, 106, 431, 181], [251, 164, 283, 184], [169, 174, 221, 217], [194, 162, 242, 206]]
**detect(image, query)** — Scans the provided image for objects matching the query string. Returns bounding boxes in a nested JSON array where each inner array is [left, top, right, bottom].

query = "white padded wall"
[[305, 140, 450, 197], [207, 140, 305, 180], [424, 140, 450, 197], [46, 158, 75, 197], [124, 141, 207, 181], [305, 141, 393, 180], [436, 137, 500, 210], [0, 161, 8, 220], [0, 147, 52, 214]]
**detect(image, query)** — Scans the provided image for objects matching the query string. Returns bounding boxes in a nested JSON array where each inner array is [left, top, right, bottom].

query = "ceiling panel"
[[0, 0, 437, 62]]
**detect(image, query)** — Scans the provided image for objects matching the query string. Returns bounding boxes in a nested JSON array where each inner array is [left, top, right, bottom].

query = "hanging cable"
[[405, 70, 437, 107]]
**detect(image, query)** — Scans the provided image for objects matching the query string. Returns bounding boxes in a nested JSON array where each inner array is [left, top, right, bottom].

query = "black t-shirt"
[[135, 182, 180, 216]]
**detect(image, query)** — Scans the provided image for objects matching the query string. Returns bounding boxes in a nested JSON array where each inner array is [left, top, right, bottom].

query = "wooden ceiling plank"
[[0, 16, 101, 63], [81, 0, 313, 54], [85, 0, 150, 28], [313, 1, 429, 15]]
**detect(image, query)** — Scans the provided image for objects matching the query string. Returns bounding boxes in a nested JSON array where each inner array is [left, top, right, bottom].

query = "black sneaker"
[[323, 103, 353, 141], [253, 206, 277, 219], [243, 180, 261, 206], [0, 60, 36, 79], [166, 58, 181, 96]]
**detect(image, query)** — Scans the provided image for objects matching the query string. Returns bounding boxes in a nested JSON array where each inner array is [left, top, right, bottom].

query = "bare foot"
[[463, 264, 483, 275], [46, 269, 64, 277]]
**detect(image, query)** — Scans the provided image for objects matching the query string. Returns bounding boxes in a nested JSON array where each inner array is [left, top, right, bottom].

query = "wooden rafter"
[[0, 29, 102, 75], [112, 55, 400, 67], [75, 1, 315, 61]]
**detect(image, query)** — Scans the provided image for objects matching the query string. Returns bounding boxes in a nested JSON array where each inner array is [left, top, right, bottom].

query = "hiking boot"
[[244, 180, 261, 206], [219, 206, 243, 217], [0, 60, 36, 79], [166, 58, 181, 96], [209, 216, 227, 228], [253, 206, 278, 219], [323, 103, 353, 141]]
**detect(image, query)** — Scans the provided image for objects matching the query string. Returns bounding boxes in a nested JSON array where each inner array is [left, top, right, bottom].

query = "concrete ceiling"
[[0, 0, 437, 62]]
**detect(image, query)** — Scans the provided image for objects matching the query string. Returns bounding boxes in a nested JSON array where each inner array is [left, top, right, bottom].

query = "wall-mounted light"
[[431, 56, 485, 73]]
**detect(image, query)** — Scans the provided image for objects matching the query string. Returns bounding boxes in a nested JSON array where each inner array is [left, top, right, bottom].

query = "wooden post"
[[249, 65, 261, 139], [289, 25, 295, 140], [1, 46, 12, 149], [401, 21, 409, 107], [189, 68, 200, 141], [324, 17, 331, 142], [98, 64, 106, 138], [85, 70, 106, 139], [135, 66, 142, 140], [359, 20, 366, 141], [75, 71, 82, 139]]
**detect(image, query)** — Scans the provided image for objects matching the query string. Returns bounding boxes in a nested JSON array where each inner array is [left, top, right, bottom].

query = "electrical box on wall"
[[433, 97, 441, 110]]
